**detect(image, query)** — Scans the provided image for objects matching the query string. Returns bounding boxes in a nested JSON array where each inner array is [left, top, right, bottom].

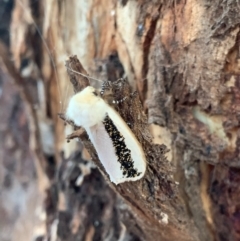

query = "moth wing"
[[87, 106, 146, 184], [87, 123, 124, 184], [106, 106, 147, 180]]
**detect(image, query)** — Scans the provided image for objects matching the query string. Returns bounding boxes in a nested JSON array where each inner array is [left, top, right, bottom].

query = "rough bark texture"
[[60, 56, 188, 241], [1, 0, 240, 241]]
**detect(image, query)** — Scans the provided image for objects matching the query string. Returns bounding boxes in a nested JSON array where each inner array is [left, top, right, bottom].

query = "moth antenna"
[[65, 67, 104, 83]]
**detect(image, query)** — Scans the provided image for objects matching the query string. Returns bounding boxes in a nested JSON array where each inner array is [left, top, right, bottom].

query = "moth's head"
[[66, 86, 107, 128], [72, 86, 101, 104]]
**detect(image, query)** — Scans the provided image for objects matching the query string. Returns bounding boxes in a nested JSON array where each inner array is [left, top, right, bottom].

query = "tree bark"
[[1, 0, 240, 241]]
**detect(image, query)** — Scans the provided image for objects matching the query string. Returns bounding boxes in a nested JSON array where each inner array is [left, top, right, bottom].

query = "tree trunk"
[[1, 0, 240, 241]]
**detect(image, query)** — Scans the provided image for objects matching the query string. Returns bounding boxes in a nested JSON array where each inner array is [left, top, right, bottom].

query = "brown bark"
[[1, 0, 240, 241]]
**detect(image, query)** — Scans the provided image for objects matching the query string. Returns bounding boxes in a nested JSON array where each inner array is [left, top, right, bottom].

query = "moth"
[[66, 86, 146, 184]]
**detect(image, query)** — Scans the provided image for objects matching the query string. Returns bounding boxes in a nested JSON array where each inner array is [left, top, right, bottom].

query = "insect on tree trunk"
[[0, 0, 240, 241]]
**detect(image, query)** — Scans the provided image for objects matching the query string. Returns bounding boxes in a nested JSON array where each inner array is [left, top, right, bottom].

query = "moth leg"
[[101, 78, 128, 105], [100, 78, 126, 96], [112, 96, 128, 104], [112, 90, 138, 104]]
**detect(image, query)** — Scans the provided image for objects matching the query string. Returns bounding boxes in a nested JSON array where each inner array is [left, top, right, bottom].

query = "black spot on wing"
[[102, 115, 141, 178]]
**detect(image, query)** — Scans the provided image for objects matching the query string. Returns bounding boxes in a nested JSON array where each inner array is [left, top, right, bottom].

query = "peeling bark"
[[148, 1, 240, 241]]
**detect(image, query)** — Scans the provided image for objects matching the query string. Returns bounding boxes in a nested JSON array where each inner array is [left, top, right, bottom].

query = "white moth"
[[66, 86, 146, 184]]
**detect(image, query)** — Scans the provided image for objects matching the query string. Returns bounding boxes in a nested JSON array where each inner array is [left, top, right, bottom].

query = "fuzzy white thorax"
[[66, 86, 107, 128]]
